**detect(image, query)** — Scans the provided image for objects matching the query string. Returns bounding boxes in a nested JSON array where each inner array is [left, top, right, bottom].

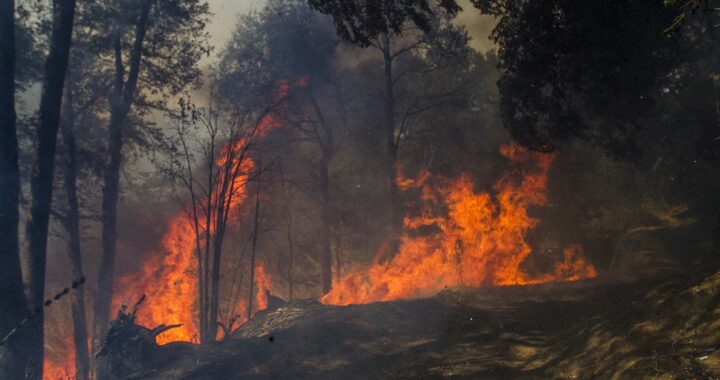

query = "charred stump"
[[95, 295, 187, 379]]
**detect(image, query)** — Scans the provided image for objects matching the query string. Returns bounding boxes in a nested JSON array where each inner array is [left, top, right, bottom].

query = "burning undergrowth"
[[111, 141, 596, 347], [45, 140, 596, 379], [47, 101, 598, 380], [321, 144, 596, 306]]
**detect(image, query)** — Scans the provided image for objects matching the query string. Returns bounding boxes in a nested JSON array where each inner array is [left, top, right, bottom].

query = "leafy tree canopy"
[[307, 0, 462, 46]]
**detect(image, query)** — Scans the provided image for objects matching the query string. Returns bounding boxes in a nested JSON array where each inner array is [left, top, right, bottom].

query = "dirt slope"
[[123, 273, 720, 379]]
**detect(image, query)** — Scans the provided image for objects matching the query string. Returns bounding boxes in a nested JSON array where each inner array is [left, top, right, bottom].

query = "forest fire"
[[110, 79, 300, 344], [6, 0, 714, 377], [321, 144, 596, 306]]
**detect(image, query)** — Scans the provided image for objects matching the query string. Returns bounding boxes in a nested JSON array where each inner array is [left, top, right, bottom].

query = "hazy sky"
[[204, 0, 497, 66], [19, 0, 496, 115], [204, 0, 266, 64]]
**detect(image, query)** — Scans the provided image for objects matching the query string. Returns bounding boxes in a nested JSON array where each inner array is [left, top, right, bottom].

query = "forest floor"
[[127, 271, 720, 380]]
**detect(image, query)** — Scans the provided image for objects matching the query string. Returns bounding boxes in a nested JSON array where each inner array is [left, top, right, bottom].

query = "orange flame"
[[42, 339, 74, 380], [253, 264, 271, 312], [112, 79, 305, 344], [322, 144, 596, 306]]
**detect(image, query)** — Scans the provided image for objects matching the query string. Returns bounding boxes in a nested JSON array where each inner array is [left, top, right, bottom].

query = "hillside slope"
[[122, 273, 720, 379]]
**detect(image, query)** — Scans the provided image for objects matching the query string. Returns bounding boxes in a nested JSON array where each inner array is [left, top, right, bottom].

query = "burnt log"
[[96, 295, 191, 379], [265, 290, 286, 312]]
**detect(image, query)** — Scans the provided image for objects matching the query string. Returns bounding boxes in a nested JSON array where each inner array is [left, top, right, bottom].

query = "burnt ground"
[[123, 272, 720, 380]]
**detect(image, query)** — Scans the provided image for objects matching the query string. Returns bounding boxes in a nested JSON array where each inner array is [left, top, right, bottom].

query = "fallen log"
[[96, 295, 190, 379]]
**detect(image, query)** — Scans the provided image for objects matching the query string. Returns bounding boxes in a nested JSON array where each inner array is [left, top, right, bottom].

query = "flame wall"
[[321, 144, 596, 305]]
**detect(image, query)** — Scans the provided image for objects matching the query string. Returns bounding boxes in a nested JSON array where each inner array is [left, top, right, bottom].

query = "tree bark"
[[335, 216, 342, 279], [207, 131, 246, 340], [381, 35, 403, 237], [207, 209, 227, 340], [25, 1, 77, 378], [247, 172, 262, 321], [60, 84, 90, 380], [319, 157, 333, 294], [93, 1, 150, 364], [286, 205, 294, 302], [201, 133, 214, 342], [0, 1, 31, 379], [179, 131, 207, 343], [307, 91, 336, 295]]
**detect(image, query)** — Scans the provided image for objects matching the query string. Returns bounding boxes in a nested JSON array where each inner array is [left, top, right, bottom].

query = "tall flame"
[[321, 144, 596, 306], [112, 79, 303, 344]]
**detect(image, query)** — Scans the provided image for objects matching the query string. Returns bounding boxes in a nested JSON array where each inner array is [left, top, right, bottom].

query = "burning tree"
[[217, 0, 352, 295], [92, 2, 211, 369], [310, 0, 473, 242], [110, 79, 302, 347], [170, 99, 274, 343]]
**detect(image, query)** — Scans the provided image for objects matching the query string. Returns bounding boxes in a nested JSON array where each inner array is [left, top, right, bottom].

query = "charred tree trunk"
[[319, 157, 333, 294], [96, 295, 185, 378], [207, 130, 245, 341], [247, 172, 262, 321], [278, 168, 295, 302], [286, 206, 294, 302], [60, 84, 90, 380], [335, 216, 342, 279], [381, 35, 402, 240], [95, 79, 124, 367], [25, 1, 77, 377], [179, 131, 207, 344], [307, 91, 336, 295], [196, 244, 207, 342], [94, 1, 150, 364], [207, 212, 227, 341], [201, 136, 214, 342], [0, 1, 31, 379]]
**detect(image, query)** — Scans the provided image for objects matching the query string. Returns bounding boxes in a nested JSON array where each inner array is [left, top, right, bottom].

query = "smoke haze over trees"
[[0, 0, 718, 379]]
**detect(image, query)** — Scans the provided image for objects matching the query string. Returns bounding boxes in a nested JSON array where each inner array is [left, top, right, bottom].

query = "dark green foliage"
[[472, 0, 698, 159], [307, 0, 462, 46]]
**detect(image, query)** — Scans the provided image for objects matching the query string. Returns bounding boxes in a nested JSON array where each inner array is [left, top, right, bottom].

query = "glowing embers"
[[322, 144, 596, 306]]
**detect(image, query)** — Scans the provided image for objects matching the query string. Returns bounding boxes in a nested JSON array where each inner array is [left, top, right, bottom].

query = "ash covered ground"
[[108, 271, 720, 380]]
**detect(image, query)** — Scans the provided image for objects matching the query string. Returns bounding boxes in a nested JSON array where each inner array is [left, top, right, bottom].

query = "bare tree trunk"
[[208, 130, 245, 340], [286, 206, 294, 302], [278, 168, 295, 302], [247, 172, 262, 321], [319, 157, 333, 294], [202, 136, 214, 341], [335, 216, 342, 279], [381, 36, 402, 239], [25, 2, 77, 378], [207, 214, 227, 340], [0, 1, 31, 379], [60, 84, 90, 380], [94, 2, 150, 365], [196, 245, 206, 342], [179, 131, 207, 344], [307, 92, 336, 295], [94, 93, 124, 366]]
